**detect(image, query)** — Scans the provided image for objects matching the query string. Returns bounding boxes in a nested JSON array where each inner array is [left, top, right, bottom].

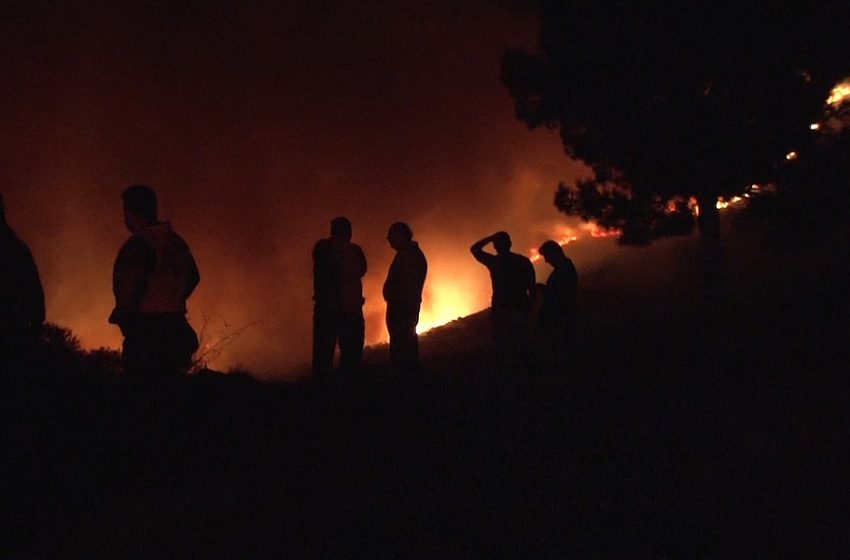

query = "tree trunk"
[[696, 192, 727, 375], [697, 192, 722, 292]]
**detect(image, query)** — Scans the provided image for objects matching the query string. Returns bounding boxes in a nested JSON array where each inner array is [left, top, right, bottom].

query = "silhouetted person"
[[537, 240, 578, 371], [0, 193, 45, 367], [109, 185, 200, 381], [383, 222, 427, 375], [312, 217, 368, 379], [471, 231, 535, 370]]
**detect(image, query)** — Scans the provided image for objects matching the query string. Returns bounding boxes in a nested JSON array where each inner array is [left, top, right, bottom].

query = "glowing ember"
[[785, 150, 798, 161], [810, 123, 821, 130], [827, 80, 850, 107]]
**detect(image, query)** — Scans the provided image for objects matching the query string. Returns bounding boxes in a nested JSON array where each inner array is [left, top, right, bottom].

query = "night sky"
[[0, 2, 602, 375]]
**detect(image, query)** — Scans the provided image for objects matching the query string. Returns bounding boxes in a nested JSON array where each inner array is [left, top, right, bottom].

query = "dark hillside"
[[3, 215, 845, 556]]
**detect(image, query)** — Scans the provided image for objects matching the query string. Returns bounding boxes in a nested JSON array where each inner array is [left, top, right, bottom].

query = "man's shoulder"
[[509, 252, 533, 266], [411, 243, 427, 261], [0, 228, 28, 254], [313, 238, 331, 257], [122, 233, 152, 253], [347, 242, 366, 256], [115, 235, 155, 271], [135, 222, 190, 247]]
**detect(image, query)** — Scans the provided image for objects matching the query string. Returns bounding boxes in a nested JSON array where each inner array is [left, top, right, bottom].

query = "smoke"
[[0, 2, 616, 378]]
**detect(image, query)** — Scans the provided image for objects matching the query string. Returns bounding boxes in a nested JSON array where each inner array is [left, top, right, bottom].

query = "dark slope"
[[4, 221, 846, 556]]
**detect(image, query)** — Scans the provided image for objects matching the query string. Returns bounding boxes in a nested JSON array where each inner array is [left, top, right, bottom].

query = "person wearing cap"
[[312, 216, 368, 379], [383, 222, 427, 375], [536, 240, 578, 371], [109, 185, 200, 380]]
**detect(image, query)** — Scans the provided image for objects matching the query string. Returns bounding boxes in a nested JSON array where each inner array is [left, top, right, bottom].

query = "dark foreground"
[[4, 364, 722, 557], [3, 229, 847, 556]]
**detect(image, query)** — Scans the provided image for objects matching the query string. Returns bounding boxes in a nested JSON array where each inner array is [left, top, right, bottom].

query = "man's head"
[[122, 185, 157, 233], [387, 222, 413, 250], [493, 231, 511, 255], [538, 240, 564, 266], [330, 216, 352, 242]]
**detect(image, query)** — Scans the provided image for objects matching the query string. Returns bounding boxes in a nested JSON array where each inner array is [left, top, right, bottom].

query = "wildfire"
[[827, 80, 850, 107], [589, 226, 622, 238], [416, 281, 478, 334], [715, 195, 745, 210], [528, 223, 620, 262]]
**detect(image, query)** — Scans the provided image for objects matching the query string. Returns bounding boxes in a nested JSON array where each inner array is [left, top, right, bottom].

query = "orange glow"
[[785, 150, 798, 161], [527, 223, 619, 262], [827, 80, 850, 107], [589, 226, 621, 238], [715, 197, 743, 209], [416, 282, 477, 334]]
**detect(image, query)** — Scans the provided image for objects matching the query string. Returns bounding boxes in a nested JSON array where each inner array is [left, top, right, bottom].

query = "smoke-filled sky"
[[0, 1, 613, 377]]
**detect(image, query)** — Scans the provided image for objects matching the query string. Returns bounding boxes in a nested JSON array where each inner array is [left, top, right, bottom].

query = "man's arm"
[[356, 245, 367, 278], [524, 257, 537, 300], [109, 237, 155, 326], [185, 250, 200, 299], [470, 234, 497, 264]]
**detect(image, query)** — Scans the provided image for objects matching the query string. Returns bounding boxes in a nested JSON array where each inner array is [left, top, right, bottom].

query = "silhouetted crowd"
[[1, 185, 577, 381]]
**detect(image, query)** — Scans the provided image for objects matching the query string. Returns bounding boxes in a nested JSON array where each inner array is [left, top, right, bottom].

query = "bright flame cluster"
[[528, 224, 619, 263], [416, 281, 477, 334], [715, 183, 776, 210], [827, 80, 850, 107]]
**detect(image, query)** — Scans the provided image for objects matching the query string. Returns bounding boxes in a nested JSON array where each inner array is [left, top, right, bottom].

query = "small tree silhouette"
[[191, 313, 258, 373]]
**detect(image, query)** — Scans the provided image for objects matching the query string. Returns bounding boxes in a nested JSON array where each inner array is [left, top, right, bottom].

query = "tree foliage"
[[502, 2, 850, 241]]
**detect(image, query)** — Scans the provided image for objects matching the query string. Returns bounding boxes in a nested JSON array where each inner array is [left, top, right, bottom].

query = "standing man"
[[383, 222, 427, 375], [312, 217, 367, 379], [0, 193, 45, 367], [109, 185, 200, 380], [470, 231, 536, 370], [536, 240, 578, 371]]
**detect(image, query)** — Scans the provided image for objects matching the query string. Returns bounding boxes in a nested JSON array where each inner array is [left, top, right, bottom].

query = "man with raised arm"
[[470, 231, 535, 370]]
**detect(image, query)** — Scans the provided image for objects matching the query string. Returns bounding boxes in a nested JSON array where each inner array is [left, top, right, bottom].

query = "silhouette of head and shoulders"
[[538, 240, 577, 277], [383, 222, 427, 303], [537, 240, 578, 315], [471, 231, 535, 308], [0, 193, 46, 337], [386, 222, 416, 253], [111, 185, 199, 322], [313, 217, 367, 311]]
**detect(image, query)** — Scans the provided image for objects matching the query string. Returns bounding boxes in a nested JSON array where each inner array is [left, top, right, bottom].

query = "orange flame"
[[416, 281, 478, 334], [827, 80, 850, 107], [528, 223, 620, 262]]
